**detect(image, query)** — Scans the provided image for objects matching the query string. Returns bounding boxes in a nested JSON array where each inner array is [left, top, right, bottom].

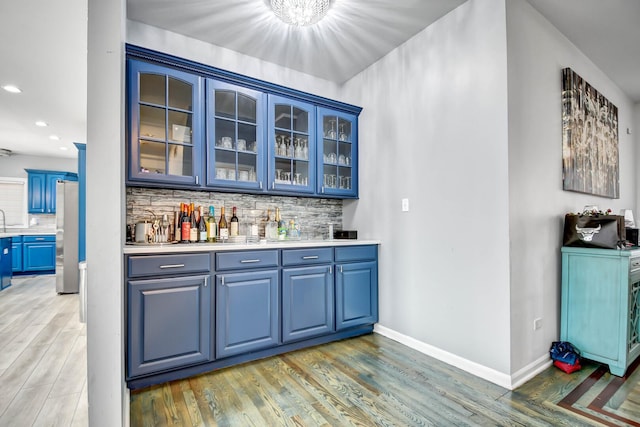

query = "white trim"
[[373, 324, 550, 390]]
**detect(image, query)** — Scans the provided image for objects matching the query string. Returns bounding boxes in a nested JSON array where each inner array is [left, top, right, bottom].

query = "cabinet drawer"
[[335, 245, 377, 263], [11, 235, 22, 243], [23, 235, 55, 243], [216, 250, 278, 271], [282, 247, 333, 266], [128, 253, 211, 278]]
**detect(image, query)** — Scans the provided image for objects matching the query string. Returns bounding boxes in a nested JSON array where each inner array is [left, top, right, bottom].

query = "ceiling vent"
[[0, 149, 13, 157]]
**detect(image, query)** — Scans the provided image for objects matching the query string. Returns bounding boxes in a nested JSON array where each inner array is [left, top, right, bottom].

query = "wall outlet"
[[533, 317, 542, 331], [401, 198, 409, 212]]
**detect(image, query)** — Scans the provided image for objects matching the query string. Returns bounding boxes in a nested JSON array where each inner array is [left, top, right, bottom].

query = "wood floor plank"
[[32, 391, 81, 426], [49, 333, 87, 397], [0, 384, 52, 426], [23, 328, 80, 388], [70, 380, 89, 427]]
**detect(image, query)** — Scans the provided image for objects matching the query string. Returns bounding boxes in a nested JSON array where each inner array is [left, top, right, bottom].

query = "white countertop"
[[123, 239, 380, 255], [0, 229, 56, 238]]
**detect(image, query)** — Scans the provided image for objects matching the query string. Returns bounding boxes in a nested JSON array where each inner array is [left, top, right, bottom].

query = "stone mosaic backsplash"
[[126, 187, 343, 241]]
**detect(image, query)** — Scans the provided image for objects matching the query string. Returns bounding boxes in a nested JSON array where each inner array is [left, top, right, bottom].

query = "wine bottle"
[[198, 206, 207, 243], [180, 203, 190, 243], [230, 206, 239, 237], [207, 206, 217, 243], [189, 202, 198, 243], [218, 207, 229, 242], [275, 207, 286, 240], [265, 209, 277, 240]]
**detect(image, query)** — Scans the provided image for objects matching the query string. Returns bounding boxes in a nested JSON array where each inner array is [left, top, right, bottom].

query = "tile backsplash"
[[126, 187, 343, 240]]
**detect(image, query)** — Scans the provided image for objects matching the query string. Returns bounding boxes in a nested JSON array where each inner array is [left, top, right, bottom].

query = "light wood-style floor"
[[131, 333, 608, 426], [0, 275, 87, 426]]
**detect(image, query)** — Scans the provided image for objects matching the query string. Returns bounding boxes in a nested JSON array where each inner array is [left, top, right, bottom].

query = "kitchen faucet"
[[0, 209, 5, 233]]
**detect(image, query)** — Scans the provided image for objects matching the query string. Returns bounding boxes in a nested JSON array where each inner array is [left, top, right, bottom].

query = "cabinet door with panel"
[[317, 108, 358, 198], [216, 269, 279, 358], [335, 246, 378, 330], [22, 235, 56, 272], [11, 236, 22, 272], [26, 170, 78, 214], [127, 274, 212, 378], [282, 265, 334, 342], [127, 60, 203, 186], [267, 95, 315, 194], [206, 79, 265, 191]]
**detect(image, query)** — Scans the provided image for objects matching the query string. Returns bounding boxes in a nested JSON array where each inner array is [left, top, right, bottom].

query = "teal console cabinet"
[[561, 246, 640, 376]]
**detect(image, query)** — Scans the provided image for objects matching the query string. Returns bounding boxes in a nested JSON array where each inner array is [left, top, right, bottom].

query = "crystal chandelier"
[[270, 0, 331, 26]]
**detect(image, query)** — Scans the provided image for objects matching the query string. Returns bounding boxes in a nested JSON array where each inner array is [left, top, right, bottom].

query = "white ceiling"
[[0, 0, 638, 160]]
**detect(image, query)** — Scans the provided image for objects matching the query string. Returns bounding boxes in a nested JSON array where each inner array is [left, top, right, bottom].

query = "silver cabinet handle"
[[340, 265, 343, 273], [329, 266, 332, 274], [195, 175, 199, 185], [259, 181, 263, 189], [321, 186, 325, 193], [221, 276, 225, 286], [240, 259, 261, 263], [302, 255, 319, 260], [159, 264, 185, 269], [271, 182, 275, 189], [203, 276, 208, 287], [35, 237, 45, 241]]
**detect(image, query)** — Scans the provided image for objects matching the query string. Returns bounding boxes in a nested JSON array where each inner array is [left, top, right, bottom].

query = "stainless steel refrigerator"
[[56, 180, 79, 294]]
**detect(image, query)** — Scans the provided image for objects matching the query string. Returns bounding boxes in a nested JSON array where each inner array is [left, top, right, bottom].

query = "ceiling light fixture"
[[35, 121, 48, 127], [59, 147, 68, 151], [49, 135, 60, 141], [270, 0, 331, 26], [2, 85, 22, 93], [0, 148, 13, 157]]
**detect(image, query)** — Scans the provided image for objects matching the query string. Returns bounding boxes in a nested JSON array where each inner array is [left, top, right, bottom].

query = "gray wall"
[[343, 0, 513, 382], [506, 0, 637, 376]]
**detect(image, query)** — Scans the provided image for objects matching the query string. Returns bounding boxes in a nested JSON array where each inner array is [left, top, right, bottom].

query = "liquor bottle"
[[189, 202, 198, 243], [198, 206, 207, 243], [218, 207, 229, 242], [230, 206, 239, 237], [275, 207, 286, 240], [207, 206, 217, 243], [265, 209, 277, 240], [180, 203, 190, 243]]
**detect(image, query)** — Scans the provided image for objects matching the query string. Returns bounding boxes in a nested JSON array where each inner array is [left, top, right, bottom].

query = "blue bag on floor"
[[549, 341, 580, 365]]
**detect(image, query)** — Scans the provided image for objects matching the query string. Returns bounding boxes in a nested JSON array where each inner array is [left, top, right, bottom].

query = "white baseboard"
[[373, 324, 551, 390]]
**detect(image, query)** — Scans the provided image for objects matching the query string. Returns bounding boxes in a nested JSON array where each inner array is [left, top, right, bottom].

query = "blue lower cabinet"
[[336, 260, 378, 330], [282, 265, 334, 343], [11, 236, 22, 272], [216, 269, 279, 358], [22, 235, 55, 272], [127, 275, 212, 378]]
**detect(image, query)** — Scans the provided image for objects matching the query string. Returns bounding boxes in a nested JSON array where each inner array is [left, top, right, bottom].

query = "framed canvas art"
[[562, 68, 619, 198]]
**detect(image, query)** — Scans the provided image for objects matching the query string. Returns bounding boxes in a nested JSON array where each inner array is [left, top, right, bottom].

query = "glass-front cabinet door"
[[127, 60, 202, 185], [206, 80, 264, 190], [317, 108, 358, 197], [268, 95, 315, 194]]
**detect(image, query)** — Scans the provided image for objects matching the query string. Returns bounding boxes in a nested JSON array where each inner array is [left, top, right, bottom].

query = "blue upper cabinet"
[[267, 95, 316, 194], [26, 169, 78, 214], [127, 60, 203, 186], [205, 80, 265, 191], [317, 108, 358, 198], [125, 46, 361, 198]]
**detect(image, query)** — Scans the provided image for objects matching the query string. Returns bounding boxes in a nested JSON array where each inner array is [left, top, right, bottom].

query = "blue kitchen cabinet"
[[317, 108, 358, 198], [282, 265, 334, 342], [267, 95, 316, 194], [127, 59, 203, 186], [335, 246, 379, 330], [22, 235, 56, 272], [128, 274, 212, 378], [561, 246, 640, 376], [25, 169, 78, 214], [206, 79, 266, 191], [215, 263, 279, 358], [11, 235, 22, 272]]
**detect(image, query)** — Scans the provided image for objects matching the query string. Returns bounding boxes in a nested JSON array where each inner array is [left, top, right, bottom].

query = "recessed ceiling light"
[[35, 121, 48, 127], [49, 135, 60, 141], [59, 147, 68, 151], [2, 85, 22, 93]]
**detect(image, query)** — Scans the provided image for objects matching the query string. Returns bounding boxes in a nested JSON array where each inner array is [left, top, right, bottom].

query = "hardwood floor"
[[0, 275, 87, 426], [131, 334, 612, 426]]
